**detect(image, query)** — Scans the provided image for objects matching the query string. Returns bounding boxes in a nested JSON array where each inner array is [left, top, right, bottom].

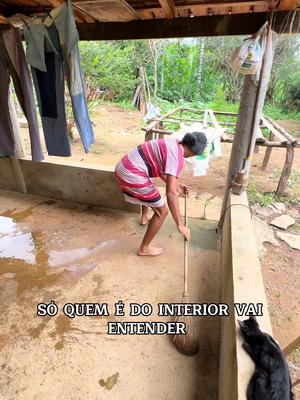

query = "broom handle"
[[184, 194, 188, 297]]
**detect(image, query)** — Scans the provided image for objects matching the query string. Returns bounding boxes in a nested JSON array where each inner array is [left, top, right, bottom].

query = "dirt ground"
[[21, 104, 300, 199], [19, 103, 300, 393]]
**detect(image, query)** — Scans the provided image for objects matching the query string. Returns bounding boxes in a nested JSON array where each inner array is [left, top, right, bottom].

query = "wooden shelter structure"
[[143, 107, 300, 197], [0, 1, 299, 399], [0, 0, 299, 39]]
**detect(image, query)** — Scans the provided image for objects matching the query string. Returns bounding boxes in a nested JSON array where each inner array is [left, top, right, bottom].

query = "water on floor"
[[0, 189, 220, 400]]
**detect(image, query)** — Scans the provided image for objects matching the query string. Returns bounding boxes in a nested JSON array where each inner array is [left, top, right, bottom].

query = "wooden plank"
[[276, 145, 294, 198], [176, 0, 271, 12], [158, 0, 176, 18], [261, 132, 275, 170], [203, 109, 209, 129], [77, 12, 300, 40], [278, 0, 297, 10], [74, 0, 140, 20], [0, 14, 8, 24], [283, 335, 300, 356], [146, 106, 181, 131], [255, 127, 265, 143], [261, 116, 289, 143], [264, 115, 297, 144], [46, 0, 84, 22], [208, 109, 230, 140]]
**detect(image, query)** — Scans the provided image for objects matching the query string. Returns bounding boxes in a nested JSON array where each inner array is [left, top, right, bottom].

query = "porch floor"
[[0, 190, 220, 400]]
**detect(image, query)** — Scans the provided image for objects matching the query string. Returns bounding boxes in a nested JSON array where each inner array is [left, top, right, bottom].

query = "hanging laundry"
[[24, 23, 71, 157], [0, 28, 43, 162], [50, 0, 94, 153]]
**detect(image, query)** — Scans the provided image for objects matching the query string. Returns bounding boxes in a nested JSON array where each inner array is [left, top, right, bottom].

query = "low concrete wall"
[[0, 158, 138, 213], [219, 190, 272, 400]]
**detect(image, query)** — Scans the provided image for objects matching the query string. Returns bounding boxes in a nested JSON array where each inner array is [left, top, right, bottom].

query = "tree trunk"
[[197, 38, 205, 92]]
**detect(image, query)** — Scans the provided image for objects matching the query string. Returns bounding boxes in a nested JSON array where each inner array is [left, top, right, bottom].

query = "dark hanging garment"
[[53, 0, 94, 153], [0, 28, 43, 162], [25, 23, 71, 157]]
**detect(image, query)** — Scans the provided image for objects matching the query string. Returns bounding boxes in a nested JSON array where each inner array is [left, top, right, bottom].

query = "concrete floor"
[[0, 189, 220, 400]]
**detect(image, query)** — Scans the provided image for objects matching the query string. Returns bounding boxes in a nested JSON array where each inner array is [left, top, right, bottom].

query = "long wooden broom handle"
[[183, 194, 188, 297]]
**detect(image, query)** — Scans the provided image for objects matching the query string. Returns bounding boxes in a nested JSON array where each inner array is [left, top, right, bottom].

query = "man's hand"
[[178, 184, 189, 197], [177, 225, 190, 241]]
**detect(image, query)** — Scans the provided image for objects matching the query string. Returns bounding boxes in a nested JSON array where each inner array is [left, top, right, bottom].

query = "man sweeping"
[[115, 132, 207, 256]]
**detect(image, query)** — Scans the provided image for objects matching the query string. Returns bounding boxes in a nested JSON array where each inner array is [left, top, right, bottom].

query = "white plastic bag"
[[144, 103, 160, 122], [230, 37, 262, 75]]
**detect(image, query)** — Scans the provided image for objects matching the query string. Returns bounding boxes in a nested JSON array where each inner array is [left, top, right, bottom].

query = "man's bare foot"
[[139, 215, 152, 226], [137, 246, 164, 256]]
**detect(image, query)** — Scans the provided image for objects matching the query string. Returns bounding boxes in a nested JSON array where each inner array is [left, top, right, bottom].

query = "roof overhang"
[[77, 11, 300, 39]]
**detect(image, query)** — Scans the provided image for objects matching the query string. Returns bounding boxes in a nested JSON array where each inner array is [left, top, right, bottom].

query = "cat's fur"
[[238, 316, 294, 400]]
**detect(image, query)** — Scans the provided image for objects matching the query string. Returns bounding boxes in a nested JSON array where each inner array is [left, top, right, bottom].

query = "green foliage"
[[79, 36, 300, 119], [247, 182, 275, 207], [79, 41, 139, 100], [263, 103, 300, 121], [272, 167, 300, 189]]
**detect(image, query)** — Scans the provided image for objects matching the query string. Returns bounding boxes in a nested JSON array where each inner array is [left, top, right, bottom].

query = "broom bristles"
[[172, 295, 199, 356]]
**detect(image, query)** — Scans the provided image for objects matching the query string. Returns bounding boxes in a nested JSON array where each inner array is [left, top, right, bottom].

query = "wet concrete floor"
[[0, 189, 220, 400]]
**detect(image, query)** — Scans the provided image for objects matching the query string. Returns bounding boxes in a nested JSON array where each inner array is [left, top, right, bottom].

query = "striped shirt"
[[115, 138, 184, 208]]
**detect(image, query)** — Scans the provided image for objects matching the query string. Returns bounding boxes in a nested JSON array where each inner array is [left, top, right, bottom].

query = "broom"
[[172, 194, 199, 356]]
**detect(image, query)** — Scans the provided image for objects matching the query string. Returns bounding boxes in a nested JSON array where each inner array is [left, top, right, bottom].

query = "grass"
[[294, 348, 300, 363], [272, 168, 300, 190], [110, 98, 300, 125], [247, 181, 275, 207], [263, 103, 300, 122]]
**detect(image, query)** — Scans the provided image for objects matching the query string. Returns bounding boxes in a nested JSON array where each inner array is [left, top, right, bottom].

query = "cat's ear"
[[238, 319, 251, 336], [249, 315, 257, 322], [238, 318, 259, 337]]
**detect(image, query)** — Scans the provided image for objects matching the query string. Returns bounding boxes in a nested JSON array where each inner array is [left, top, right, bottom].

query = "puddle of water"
[[0, 216, 16, 236], [49, 239, 117, 268], [99, 373, 119, 390], [49, 248, 91, 268], [66, 263, 98, 275], [0, 233, 36, 264], [0, 210, 118, 299], [1, 207, 33, 222]]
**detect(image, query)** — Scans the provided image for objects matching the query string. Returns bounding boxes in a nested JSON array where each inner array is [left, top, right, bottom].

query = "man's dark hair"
[[181, 132, 207, 155]]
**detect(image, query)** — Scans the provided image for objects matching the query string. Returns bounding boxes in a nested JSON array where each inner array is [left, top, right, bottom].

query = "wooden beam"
[[283, 335, 300, 357], [0, 14, 8, 24], [261, 116, 290, 143], [73, 0, 140, 20], [262, 131, 275, 170], [177, 0, 271, 11], [278, 0, 297, 10], [46, 0, 91, 23], [264, 115, 297, 143], [158, 0, 176, 18], [220, 22, 276, 222], [77, 12, 299, 40], [276, 145, 294, 197]]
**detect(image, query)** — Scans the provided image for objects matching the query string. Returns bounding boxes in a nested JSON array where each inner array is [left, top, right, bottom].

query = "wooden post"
[[262, 131, 275, 170], [283, 335, 300, 357], [8, 95, 25, 159], [220, 27, 277, 223], [275, 144, 294, 198]]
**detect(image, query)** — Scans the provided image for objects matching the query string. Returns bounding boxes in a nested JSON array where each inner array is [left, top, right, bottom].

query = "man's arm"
[[160, 175, 167, 183], [166, 175, 190, 241]]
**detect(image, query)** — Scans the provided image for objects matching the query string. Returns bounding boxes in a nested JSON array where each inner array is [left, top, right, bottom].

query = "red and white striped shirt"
[[115, 138, 184, 208]]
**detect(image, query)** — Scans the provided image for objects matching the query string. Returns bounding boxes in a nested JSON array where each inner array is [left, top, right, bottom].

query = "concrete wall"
[[0, 158, 139, 213], [219, 191, 272, 400]]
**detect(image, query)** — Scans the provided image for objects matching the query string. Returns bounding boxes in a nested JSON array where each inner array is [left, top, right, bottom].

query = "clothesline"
[[0, 0, 94, 161]]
